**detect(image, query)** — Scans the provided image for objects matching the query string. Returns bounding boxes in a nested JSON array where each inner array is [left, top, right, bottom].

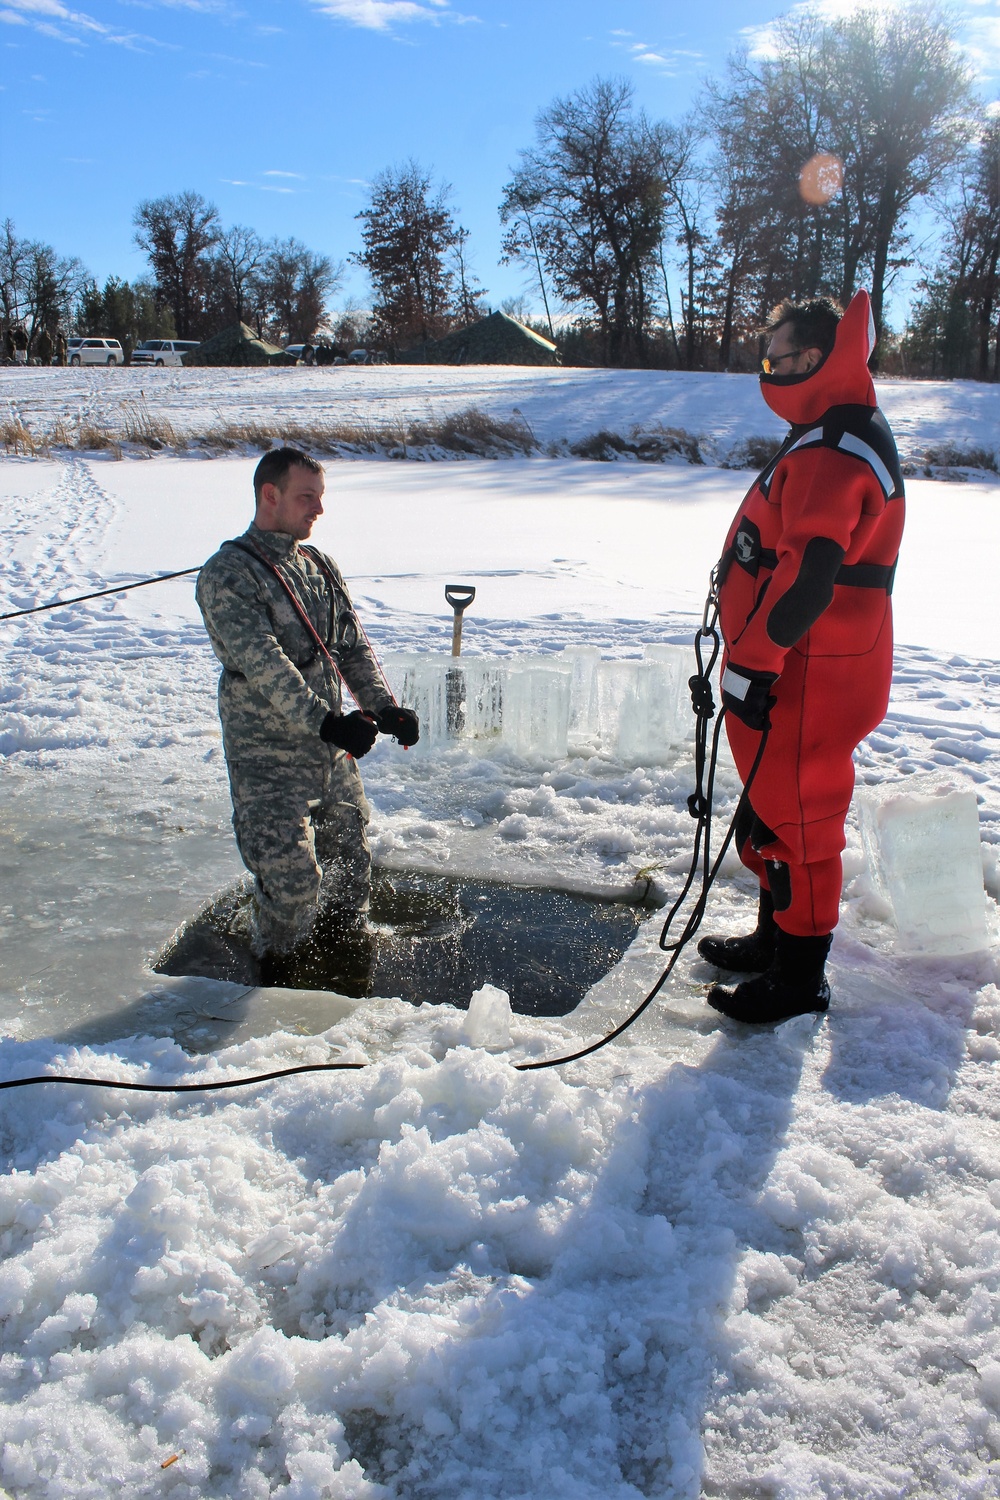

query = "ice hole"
[[153, 868, 650, 1016]]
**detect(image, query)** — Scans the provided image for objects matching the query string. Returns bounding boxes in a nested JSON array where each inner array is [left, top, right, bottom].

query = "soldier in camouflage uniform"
[[196, 448, 419, 958]]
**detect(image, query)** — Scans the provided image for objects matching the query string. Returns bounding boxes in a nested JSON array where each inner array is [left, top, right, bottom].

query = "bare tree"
[[828, 4, 972, 345], [705, 5, 971, 362], [255, 238, 343, 343], [904, 113, 1000, 379], [0, 220, 87, 354], [500, 78, 669, 366], [451, 227, 486, 327], [133, 190, 221, 338], [208, 225, 266, 328]]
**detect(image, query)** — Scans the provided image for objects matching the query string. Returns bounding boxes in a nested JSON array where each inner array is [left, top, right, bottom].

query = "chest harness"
[[220, 537, 396, 707], [719, 403, 904, 595]]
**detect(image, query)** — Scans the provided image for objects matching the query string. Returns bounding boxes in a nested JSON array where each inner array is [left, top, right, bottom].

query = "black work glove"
[[376, 705, 420, 746], [319, 710, 378, 757], [721, 664, 778, 731]]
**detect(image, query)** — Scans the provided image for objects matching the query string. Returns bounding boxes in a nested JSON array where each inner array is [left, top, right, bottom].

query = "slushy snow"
[[1, 367, 1000, 1499]]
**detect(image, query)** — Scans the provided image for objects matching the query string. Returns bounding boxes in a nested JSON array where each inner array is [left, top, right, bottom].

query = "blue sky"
[[3, 0, 1000, 320]]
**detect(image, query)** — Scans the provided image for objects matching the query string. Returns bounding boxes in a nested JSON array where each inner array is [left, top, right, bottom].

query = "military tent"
[[182, 323, 295, 367], [399, 311, 559, 366]]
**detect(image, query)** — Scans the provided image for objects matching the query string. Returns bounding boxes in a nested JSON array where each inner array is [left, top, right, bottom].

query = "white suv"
[[131, 339, 201, 368], [68, 338, 124, 366]]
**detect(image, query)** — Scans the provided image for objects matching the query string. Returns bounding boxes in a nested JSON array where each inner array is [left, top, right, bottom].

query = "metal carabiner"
[[700, 562, 721, 636]]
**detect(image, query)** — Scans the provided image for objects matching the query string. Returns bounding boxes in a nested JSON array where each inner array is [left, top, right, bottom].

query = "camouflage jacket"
[[196, 523, 393, 764]]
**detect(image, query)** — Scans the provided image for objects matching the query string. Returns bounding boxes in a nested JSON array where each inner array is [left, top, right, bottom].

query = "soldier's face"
[[259, 465, 326, 539]]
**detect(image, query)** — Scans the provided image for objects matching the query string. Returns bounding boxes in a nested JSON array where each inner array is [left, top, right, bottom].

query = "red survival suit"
[[718, 290, 905, 937]]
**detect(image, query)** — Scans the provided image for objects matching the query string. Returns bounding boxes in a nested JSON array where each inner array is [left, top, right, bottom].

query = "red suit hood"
[[759, 289, 877, 425]]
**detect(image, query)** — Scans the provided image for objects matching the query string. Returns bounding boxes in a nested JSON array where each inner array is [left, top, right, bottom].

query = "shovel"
[[445, 584, 476, 656], [445, 584, 476, 736]]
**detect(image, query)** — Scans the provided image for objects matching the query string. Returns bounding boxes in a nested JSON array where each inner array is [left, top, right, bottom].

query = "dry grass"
[[410, 406, 537, 455], [0, 417, 40, 456], [569, 424, 703, 464], [190, 405, 537, 458], [119, 398, 180, 451], [920, 442, 997, 473], [722, 435, 783, 470], [75, 420, 121, 457]]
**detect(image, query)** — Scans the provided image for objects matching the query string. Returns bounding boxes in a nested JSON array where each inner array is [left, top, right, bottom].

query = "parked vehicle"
[[130, 339, 201, 368], [68, 338, 124, 367]]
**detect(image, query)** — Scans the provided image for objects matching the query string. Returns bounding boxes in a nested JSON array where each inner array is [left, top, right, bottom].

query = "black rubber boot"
[[707, 930, 832, 1024], [697, 888, 776, 974]]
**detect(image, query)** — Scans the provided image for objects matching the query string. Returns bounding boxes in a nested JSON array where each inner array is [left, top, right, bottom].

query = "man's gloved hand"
[[721, 664, 778, 731], [376, 705, 420, 746], [319, 710, 379, 757]]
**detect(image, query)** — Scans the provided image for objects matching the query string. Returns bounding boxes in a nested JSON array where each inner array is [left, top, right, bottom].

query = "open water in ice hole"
[[154, 868, 651, 1017]]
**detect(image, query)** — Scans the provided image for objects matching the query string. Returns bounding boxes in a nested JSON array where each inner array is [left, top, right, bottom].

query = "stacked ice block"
[[380, 643, 697, 766]]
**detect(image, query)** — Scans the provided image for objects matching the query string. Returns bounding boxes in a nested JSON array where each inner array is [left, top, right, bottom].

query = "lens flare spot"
[[799, 152, 844, 206]]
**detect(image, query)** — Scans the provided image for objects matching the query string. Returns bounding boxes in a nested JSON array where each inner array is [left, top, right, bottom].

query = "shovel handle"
[[445, 585, 476, 612], [445, 584, 476, 658]]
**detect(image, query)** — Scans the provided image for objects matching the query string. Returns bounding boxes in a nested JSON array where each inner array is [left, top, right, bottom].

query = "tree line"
[[3, 3, 998, 377]]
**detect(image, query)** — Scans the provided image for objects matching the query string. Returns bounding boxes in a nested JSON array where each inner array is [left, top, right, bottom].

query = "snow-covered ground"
[[2, 370, 1000, 1499], [4, 363, 1000, 469]]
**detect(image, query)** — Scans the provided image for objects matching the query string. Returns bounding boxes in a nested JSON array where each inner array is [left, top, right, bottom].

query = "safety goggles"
[[760, 350, 804, 375]]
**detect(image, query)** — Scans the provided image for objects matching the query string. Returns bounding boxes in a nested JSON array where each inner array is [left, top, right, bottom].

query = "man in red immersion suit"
[[699, 290, 905, 1023]]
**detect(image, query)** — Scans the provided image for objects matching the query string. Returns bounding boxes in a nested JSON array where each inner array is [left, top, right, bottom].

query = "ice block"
[[855, 773, 989, 954]]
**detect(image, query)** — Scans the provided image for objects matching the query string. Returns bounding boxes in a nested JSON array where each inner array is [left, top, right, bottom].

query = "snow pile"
[[3, 966, 1000, 1497]]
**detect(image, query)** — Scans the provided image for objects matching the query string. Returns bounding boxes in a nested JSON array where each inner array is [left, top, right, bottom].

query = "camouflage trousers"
[[227, 753, 372, 956]]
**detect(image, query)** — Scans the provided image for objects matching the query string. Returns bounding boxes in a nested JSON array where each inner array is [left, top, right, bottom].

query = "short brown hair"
[[253, 447, 323, 502], [766, 296, 842, 357]]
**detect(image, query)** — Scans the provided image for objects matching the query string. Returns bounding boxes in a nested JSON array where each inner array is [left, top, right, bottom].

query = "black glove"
[[721, 664, 778, 731], [376, 705, 420, 746], [319, 710, 378, 757]]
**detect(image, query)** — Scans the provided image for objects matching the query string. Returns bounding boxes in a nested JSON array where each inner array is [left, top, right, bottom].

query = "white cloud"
[[963, 14, 1000, 79], [306, 0, 471, 32], [264, 169, 305, 178], [222, 177, 298, 194], [121, 0, 238, 12], [0, 0, 159, 46], [606, 28, 703, 72]]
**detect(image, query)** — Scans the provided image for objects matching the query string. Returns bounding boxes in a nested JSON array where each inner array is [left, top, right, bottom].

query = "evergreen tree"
[[76, 277, 175, 356], [353, 161, 463, 350]]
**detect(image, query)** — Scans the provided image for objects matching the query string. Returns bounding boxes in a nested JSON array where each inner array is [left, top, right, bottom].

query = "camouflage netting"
[[183, 323, 296, 367], [399, 311, 560, 366]]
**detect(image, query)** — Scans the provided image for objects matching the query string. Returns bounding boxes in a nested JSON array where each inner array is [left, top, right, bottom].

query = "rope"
[[0, 1061, 366, 1094], [0, 568, 202, 622]]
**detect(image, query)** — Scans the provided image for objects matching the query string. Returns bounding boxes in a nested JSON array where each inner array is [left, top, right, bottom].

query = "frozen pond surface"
[[3, 409, 1000, 1498]]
